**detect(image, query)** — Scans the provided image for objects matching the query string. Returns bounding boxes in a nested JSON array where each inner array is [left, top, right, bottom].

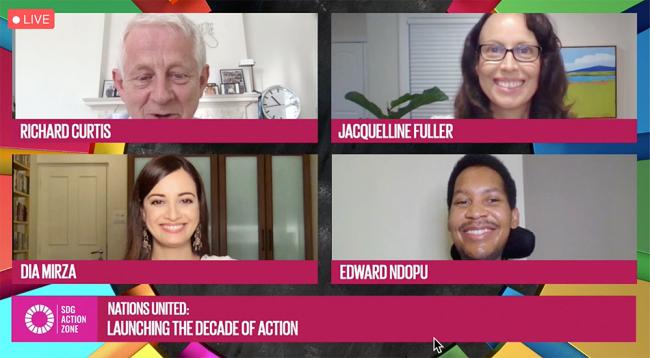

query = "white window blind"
[[406, 15, 481, 118]]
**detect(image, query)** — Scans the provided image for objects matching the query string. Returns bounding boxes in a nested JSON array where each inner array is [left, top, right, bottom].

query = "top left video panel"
[[14, 13, 317, 120]]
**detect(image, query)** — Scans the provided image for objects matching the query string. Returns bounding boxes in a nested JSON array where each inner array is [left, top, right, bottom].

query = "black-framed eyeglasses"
[[479, 44, 542, 62]]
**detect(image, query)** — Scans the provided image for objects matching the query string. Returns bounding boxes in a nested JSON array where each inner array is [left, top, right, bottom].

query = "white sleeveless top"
[[201, 255, 235, 260]]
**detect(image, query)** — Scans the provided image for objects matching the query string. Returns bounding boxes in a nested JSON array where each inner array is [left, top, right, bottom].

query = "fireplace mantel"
[[82, 93, 260, 119]]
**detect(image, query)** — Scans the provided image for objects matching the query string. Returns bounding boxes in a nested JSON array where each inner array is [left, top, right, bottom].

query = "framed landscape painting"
[[561, 46, 616, 118]]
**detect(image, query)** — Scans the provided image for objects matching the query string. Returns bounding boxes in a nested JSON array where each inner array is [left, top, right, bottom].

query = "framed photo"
[[221, 83, 242, 95], [220, 68, 246, 92], [560, 46, 616, 118], [102, 80, 119, 98]]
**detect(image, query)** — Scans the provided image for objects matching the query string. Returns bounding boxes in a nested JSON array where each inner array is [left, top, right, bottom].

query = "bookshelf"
[[12, 155, 30, 260]]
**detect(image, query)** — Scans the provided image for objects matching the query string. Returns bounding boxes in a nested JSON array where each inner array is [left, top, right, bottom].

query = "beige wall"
[[523, 155, 636, 260]]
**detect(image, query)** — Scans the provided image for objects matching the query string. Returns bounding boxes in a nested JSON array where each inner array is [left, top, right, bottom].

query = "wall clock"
[[259, 85, 301, 119]]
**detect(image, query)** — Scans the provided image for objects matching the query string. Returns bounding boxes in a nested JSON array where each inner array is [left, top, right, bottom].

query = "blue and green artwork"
[[561, 46, 616, 118]]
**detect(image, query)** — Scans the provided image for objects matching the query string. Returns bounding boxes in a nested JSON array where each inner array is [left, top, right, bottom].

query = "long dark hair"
[[126, 155, 209, 260], [454, 14, 571, 118]]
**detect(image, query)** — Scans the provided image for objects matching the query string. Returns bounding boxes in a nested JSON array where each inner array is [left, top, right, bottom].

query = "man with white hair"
[[113, 14, 209, 119]]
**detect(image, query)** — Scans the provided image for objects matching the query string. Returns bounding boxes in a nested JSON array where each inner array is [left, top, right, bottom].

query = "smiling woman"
[[126, 155, 213, 260], [455, 13, 571, 118]]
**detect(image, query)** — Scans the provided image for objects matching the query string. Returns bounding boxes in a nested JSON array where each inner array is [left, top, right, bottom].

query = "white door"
[[332, 42, 368, 118], [36, 165, 107, 260]]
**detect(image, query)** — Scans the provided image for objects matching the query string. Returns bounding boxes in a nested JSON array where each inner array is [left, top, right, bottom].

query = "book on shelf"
[[12, 169, 29, 194], [13, 154, 31, 167], [13, 225, 27, 251], [13, 197, 28, 222]]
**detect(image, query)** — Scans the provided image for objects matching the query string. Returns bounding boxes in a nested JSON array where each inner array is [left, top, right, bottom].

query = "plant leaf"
[[389, 93, 416, 109], [391, 87, 448, 119], [344, 91, 387, 118]]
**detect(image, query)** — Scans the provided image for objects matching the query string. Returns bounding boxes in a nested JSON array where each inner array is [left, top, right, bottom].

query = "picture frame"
[[221, 83, 241, 95], [102, 80, 119, 98], [220, 68, 246, 92], [560, 46, 616, 118]]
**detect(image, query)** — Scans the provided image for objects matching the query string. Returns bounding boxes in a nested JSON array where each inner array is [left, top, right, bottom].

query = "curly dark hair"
[[454, 14, 571, 118], [447, 154, 517, 210]]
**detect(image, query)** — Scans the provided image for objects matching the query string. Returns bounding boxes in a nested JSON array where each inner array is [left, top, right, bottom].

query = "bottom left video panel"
[[11, 153, 318, 285]]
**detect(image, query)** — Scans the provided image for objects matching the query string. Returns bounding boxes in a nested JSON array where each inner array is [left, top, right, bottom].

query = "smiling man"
[[446, 154, 520, 260], [113, 14, 209, 119]]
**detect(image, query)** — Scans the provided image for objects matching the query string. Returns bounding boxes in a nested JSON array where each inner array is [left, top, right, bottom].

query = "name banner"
[[331, 119, 637, 143], [12, 295, 635, 343], [8, 119, 318, 151], [331, 260, 637, 284], [13, 260, 317, 285]]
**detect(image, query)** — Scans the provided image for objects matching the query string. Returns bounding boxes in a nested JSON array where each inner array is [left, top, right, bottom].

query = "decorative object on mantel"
[[220, 68, 246, 94], [239, 58, 258, 94], [102, 80, 119, 98], [204, 83, 218, 96], [221, 83, 240, 95], [259, 85, 301, 119]]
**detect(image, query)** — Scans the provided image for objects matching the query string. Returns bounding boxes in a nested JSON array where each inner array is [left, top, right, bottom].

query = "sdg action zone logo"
[[24, 304, 54, 334]]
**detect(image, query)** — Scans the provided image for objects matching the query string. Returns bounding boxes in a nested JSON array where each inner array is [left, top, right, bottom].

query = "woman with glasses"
[[454, 14, 571, 118]]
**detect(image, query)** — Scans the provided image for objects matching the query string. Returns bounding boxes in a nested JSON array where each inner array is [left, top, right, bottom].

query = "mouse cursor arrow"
[[433, 337, 444, 354]]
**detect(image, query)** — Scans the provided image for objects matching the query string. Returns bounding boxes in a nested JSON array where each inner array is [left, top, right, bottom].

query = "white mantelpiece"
[[82, 93, 260, 119]]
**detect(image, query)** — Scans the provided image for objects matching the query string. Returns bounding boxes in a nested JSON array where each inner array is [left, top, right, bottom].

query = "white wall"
[[366, 14, 400, 116], [332, 13, 367, 42], [101, 13, 248, 86], [15, 14, 106, 119], [332, 155, 525, 260], [331, 13, 402, 117], [16, 13, 317, 119], [243, 13, 318, 118], [29, 155, 127, 259]]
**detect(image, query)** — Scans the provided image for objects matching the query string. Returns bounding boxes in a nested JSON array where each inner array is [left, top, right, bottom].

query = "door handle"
[[90, 249, 104, 260]]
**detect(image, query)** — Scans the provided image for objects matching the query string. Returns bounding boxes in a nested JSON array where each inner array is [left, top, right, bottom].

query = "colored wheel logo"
[[24, 304, 54, 334]]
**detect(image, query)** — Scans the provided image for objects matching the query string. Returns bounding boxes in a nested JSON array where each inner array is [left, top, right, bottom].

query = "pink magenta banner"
[[331, 260, 637, 284], [6, 119, 318, 151], [12, 260, 317, 284], [13, 295, 635, 343], [331, 119, 636, 143]]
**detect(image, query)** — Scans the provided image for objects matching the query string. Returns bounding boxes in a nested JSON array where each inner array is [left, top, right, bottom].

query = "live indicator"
[[7, 9, 55, 29]]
